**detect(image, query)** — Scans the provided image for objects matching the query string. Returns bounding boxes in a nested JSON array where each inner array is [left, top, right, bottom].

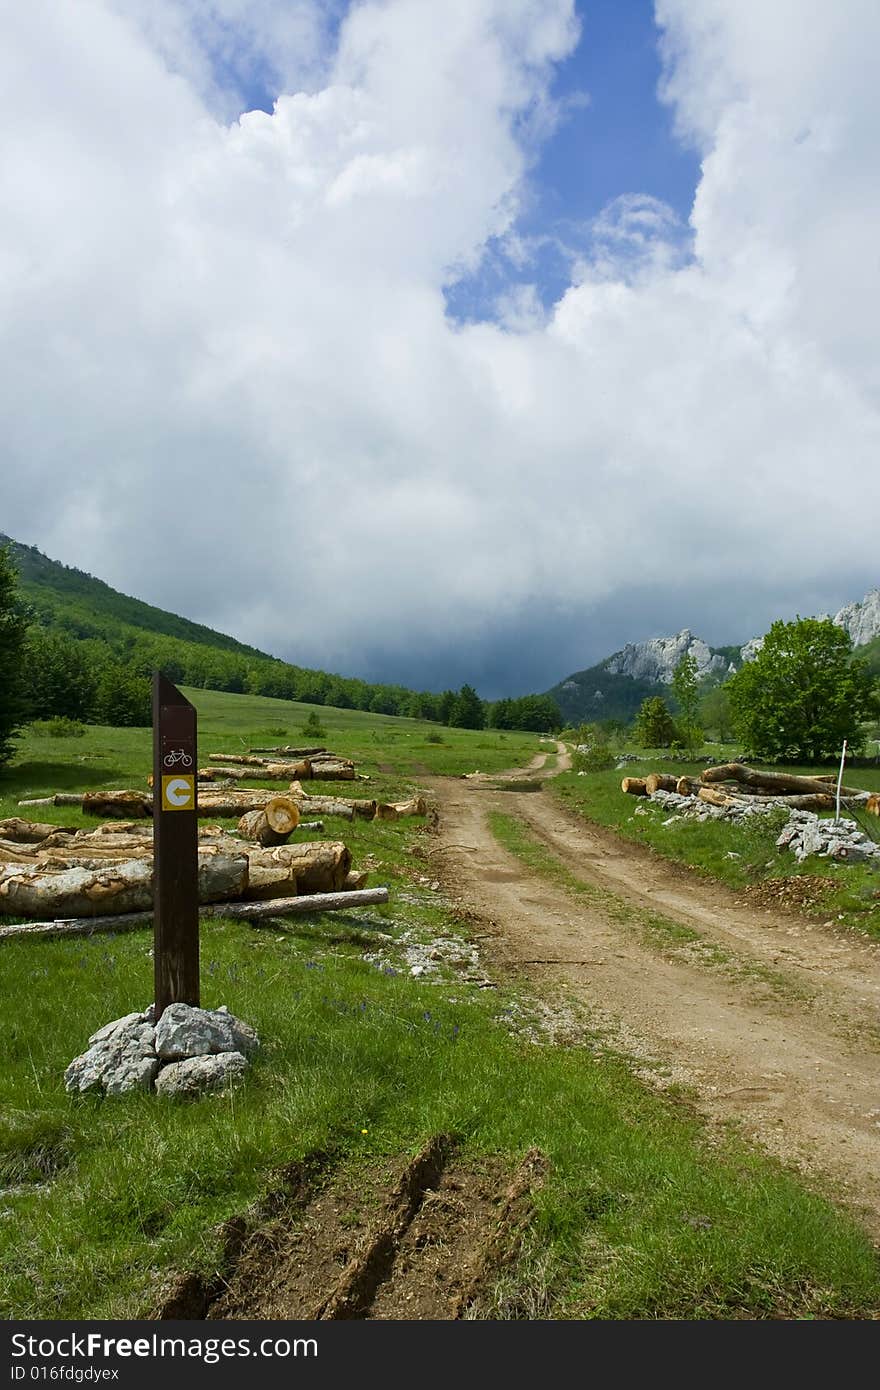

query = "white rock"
[[154, 1003, 237, 1060], [155, 1051, 248, 1097]]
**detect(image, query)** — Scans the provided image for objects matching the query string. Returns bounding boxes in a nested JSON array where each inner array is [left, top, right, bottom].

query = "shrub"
[[33, 716, 87, 739]]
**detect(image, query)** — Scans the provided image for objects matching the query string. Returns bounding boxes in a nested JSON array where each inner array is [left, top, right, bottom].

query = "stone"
[[88, 1011, 147, 1046], [154, 1051, 248, 1097], [65, 1019, 158, 1095], [154, 1002, 238, 1060]]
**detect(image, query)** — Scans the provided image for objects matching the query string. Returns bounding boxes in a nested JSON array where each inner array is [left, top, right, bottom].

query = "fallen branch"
[[0, 887, 390, 942]]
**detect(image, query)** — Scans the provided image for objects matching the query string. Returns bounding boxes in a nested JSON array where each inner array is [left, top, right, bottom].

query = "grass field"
[[552, 754, 880, 939], [2, 695, 880, 1319]]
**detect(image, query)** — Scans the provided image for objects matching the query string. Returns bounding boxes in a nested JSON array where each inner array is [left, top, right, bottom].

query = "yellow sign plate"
[[161, 774, 195, 812]]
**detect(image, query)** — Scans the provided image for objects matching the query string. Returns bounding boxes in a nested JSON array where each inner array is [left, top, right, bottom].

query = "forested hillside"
[[0, 537, 560, 732]]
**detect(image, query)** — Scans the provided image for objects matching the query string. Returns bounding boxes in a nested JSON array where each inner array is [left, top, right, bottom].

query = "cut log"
[[0, 888, 390, 942], [0, 852, 248, 920], [676, 777, 697, 796], [201, 761, 312, 782], [197, 791, 277, 817], [287, 784, 357, 821], [249, 746, 328, 757], [343, 870, 369, 891], [18, 794, 85, 808], [866, 794, 879, 817], [82, 791, 152, 819], [307, 761, 356, 781], [0, 817, 60, 844], [245, 841, 352, 897], [645, 774, 678, 795], [237, 797, 301, 847], [207, 753, 273, 767], [701, 764, 866, 798], [697, 786, 735, 807], [621, 778, 647, 796]]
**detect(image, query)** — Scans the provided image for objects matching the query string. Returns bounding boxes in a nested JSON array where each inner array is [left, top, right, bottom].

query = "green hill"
[[547, 663, 666, 726], [2, 536, 266, 658], [0, 535, 418, 715]]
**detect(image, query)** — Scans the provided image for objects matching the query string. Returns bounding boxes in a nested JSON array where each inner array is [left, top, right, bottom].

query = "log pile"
[[0, 815, 375, 921], [206, 750, 357, 782], [622, 762, 873, 819], [622, 762, 880, 861]]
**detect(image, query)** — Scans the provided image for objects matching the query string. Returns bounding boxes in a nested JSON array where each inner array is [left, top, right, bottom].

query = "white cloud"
[[1, 0, 878, 695]]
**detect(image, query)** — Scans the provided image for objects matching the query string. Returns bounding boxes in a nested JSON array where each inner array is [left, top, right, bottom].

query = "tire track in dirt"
[[423, 748, 880, 1240]]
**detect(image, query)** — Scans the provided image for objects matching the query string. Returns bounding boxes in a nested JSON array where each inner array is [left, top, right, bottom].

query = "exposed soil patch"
[[157, 1139, 548, 1321], [744, 876, 840, 914], [421, 744, 880, 1241]]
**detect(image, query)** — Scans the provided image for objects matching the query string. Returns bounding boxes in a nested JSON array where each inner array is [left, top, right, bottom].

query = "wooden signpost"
[[152, 672, 199, 1018]]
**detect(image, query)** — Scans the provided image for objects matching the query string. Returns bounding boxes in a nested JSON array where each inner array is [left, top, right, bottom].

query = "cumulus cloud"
[[1, 0, 878, 696]]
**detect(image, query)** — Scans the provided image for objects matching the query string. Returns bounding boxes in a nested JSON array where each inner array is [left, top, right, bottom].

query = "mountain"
[[548, 586, 880, 725], [547, 629, 738, 726]]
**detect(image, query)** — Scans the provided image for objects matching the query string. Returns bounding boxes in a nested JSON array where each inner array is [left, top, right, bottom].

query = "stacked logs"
[[0, 808, 369, 921], [622, 763, 873, 814], [201, 750, 357, 782]]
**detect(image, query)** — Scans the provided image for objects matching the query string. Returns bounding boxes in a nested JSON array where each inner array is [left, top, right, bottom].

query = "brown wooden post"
[[152, 672, 199, 1018]]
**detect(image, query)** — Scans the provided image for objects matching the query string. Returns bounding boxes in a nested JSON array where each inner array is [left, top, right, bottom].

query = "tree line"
[[0, 545, 561, 762]]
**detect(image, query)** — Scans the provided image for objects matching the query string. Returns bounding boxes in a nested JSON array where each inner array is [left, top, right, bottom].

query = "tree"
[[671, 652, 702, 755], [449, 683, 485, 730], [634, 695, 679, 748], [20, 629, 97, 721], [0, 545, 28, 765], [726, 616, 879, 762], [699, 682, 735, 743]]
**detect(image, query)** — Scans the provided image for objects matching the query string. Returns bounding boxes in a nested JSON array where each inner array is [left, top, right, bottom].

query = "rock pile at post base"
[[64, 1003, 259, 1097]]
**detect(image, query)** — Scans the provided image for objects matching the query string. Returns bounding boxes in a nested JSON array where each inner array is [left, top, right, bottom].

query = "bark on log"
[[701, 763, 866, 798], [0, 817, 60, 843], [697, 786, 735, 807], [19, 794, 85, 808], [249, 746, 328, 757], [207, 753, 272, 767], [245, 841, 352, 897], [621, 778, 647, 796], [0, 852, 248, 919], [306, 763, 356, 782], [82, 791, 152, 819], [0, 839, 44, 864], [645, 774, 678, 795], [698, 787, 854, 812], [287, 784, 356, 821], [0, 888, 390, 942], [202, 761, 312, 782], [197, 791, 277, 817], [237, 797, 301, 847]]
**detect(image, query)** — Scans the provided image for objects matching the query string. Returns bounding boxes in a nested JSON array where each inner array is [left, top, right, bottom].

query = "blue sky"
[[449, 0, 702, 321], [232, 1, 702, 325]]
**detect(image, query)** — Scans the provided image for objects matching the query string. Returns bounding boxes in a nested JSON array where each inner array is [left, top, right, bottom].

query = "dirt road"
[[423, 746, 880, 1239]]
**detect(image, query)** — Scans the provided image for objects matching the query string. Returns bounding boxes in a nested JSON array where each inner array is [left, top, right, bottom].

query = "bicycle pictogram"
[[163, 748, 194, 768]]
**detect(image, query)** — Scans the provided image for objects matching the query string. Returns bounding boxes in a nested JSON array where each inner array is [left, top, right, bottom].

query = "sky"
[[1, 0, 878, 698]]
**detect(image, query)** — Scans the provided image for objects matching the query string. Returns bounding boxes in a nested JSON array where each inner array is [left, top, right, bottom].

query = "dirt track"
[[423, 746, 880, 1240]]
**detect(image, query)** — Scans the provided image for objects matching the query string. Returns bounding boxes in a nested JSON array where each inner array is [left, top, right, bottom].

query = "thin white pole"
[[835, 739, 848, 822]]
